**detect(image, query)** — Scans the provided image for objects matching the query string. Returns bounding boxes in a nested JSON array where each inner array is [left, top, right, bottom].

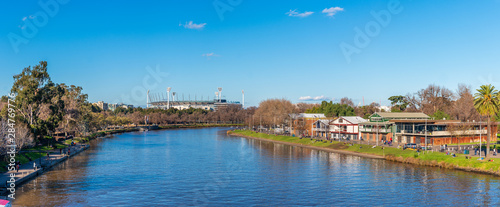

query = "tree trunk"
[[30, 105, 33, 125], [486, 116, 491, 158]]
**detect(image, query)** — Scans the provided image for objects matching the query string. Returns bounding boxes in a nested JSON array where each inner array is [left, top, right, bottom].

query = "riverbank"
[[0, 124, 242, 196], [0, 144, 89, 197], [228, 130, 500, 177]]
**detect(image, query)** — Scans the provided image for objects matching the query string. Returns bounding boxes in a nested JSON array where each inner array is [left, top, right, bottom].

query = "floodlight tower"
[[167, 87, 172, 109], [172, 92, 176, 103], [218, 87, 222, 102], [147, 90, 150, 108], [242, 90, 245, 108]]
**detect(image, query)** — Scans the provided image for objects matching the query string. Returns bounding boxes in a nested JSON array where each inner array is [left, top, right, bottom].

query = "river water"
[[11, 128, 500, 206]]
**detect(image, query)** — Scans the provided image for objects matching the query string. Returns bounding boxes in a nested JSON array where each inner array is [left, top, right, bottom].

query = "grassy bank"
[[229, 130, 500, 176]]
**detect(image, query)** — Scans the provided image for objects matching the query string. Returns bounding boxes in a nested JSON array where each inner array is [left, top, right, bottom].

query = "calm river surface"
[[12, 128, 500, 206]]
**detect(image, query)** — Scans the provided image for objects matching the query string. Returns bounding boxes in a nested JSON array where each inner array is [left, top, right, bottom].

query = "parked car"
[[403, 143, 417, 150]]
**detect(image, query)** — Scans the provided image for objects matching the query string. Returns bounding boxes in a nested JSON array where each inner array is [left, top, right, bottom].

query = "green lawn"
[[0, 152, 48, 172], [230, 130, 500, 173], [0, 160, 8, 172], [27, 145, 54, 151], [23, 152, 47, 161]]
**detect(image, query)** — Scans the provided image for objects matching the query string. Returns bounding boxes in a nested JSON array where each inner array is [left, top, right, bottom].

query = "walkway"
[[0, 144, 88, 195]]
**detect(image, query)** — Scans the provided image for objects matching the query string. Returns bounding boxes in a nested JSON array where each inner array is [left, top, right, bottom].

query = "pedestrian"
[[16, 163, 19, 172], [33, 162, 36, 171]]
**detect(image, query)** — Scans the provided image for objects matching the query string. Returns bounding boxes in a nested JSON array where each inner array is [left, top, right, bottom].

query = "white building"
[[330, 116, 367, 140]]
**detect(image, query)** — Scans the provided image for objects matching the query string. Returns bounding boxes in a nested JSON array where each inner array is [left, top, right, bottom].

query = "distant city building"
[[94, 102, 133, 111], [93, 101, 108, 111]]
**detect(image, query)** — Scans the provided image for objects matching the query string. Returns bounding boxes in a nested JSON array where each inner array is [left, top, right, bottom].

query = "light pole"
[[260, 115, 262, 133], [218, 87, 223, 102], [425, 119, 427, 153], [167, 87, 171, 109], [147, 90, 150, 108], [480, 117, 482, 159]]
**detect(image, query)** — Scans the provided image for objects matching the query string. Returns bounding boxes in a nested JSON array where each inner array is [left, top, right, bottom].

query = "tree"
[[388, 95, 408, 112], [355, 103, 379, 119], [295, 103, 318, 113], [405, 84, 454, 115], [431, 110, 451, 120], [340, 97, 354, 107], [453, 84, 480, 122], [306, 101, 355, 117], [255, 99, 296, 127], [473, 84, 499, 158], [11, 61, 52, 138], [59, 84, 89, 136]]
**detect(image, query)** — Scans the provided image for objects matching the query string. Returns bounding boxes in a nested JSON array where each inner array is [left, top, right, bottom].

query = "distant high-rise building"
[[93, 101, 108, 111]]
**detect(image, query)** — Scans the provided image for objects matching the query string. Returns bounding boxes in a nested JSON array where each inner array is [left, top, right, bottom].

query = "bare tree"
[[340, 97, 354, 107], [15, 124, 34, 152], [0, 119, 8, 157], [254, 98, 296, 127], [295, 103, 318, 113], [453, 84, 480, 122], [405, 84, 454, 115]]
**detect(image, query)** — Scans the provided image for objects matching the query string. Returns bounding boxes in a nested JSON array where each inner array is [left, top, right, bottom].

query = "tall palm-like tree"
[[474, 84, 499, 158]]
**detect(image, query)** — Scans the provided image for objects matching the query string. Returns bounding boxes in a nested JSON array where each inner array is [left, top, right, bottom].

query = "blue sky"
[[1, 0, 500, 107]]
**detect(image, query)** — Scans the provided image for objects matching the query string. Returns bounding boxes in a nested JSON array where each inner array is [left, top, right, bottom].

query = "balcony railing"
[[359, 128, 391, 133]]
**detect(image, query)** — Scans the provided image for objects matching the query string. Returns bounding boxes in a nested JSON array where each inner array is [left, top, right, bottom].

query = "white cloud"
[[202, 53, 220, 59], [299, 95, 333, 101], [322, 7, 344, 17], [22, 16, 35, 21], [180, 21, 206, 30], [286, 9, 314, 18]]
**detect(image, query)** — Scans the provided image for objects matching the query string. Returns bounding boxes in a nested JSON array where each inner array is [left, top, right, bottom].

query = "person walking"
[[33, 162, 36, 171]]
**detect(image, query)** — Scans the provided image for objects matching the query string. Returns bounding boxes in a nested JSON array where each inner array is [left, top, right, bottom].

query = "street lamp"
[[480, 117, 482, 159], [218, 87, 222, 102], [167, 87, 171, 109], [425, 118, 427, 153]]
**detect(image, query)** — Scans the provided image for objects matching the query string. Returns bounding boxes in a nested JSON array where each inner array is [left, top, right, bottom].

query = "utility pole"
[[274, 117, 276, 135], [480, 117, 482, 159], [167, 87, 171, 109], [260, 115, 262, 133], [425, 119, 427, 153]]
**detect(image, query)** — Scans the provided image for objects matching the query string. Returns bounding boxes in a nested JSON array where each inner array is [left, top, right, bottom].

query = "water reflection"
[[12, 128, 500, 206]]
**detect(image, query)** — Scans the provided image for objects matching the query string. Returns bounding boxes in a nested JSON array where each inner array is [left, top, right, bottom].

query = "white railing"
[[359, 128, 391, 133]]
